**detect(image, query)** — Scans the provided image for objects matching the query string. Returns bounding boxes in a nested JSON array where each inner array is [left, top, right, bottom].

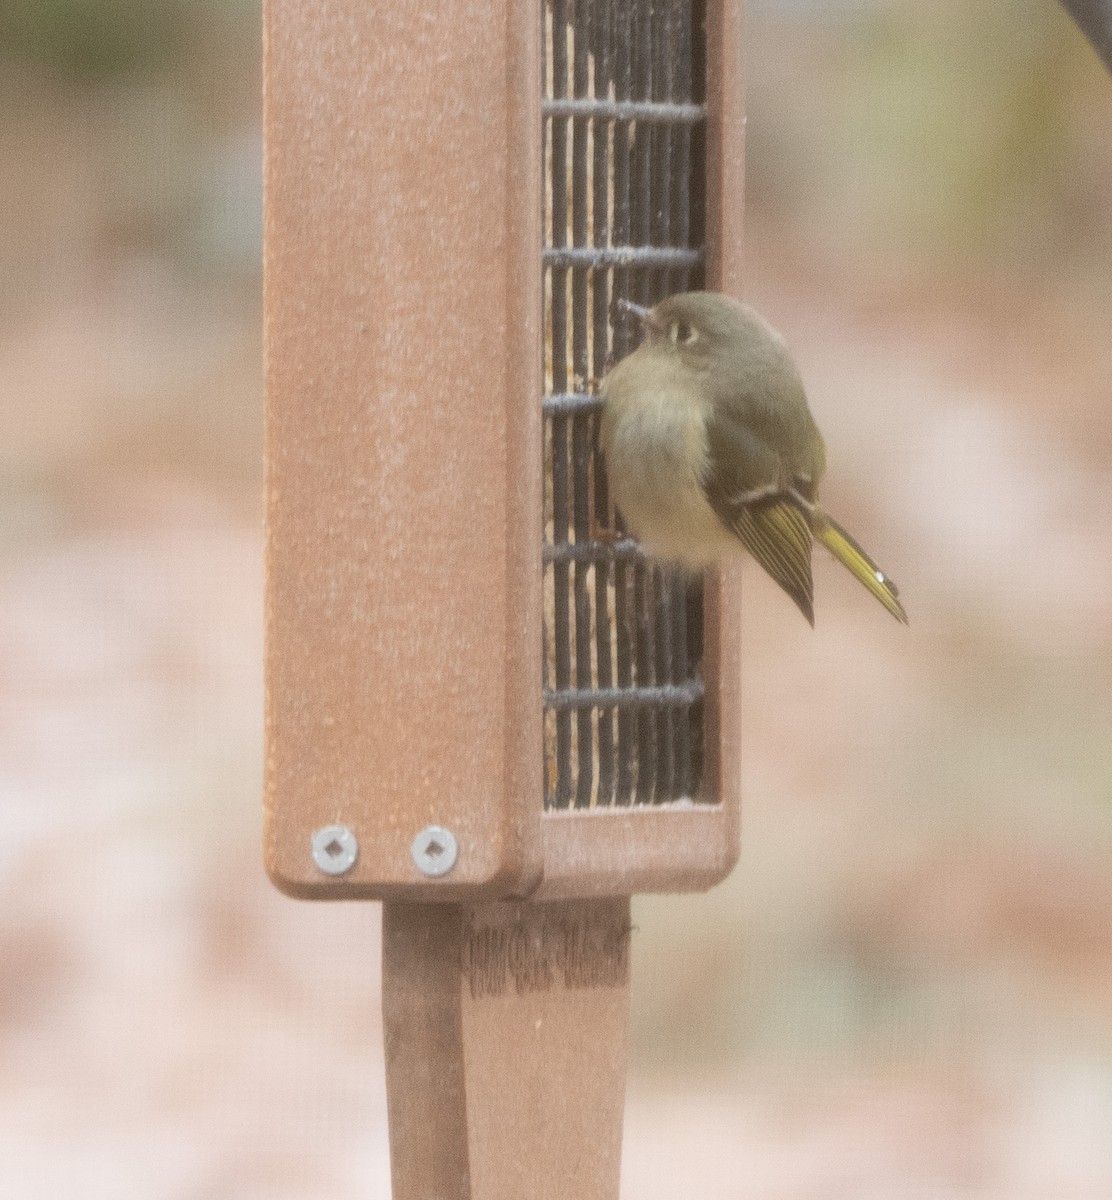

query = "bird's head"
[[616, 292, 759, 372]]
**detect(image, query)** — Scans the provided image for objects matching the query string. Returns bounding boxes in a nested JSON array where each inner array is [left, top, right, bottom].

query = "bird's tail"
[[812, 511, 908, 624]]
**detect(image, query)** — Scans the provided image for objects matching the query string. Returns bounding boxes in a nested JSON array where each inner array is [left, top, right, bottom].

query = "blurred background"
[[2, 0, 1111, 1194]]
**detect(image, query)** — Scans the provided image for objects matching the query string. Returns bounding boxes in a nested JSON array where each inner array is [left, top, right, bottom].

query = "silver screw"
[[411, 825, 458, 877], [311, 825, 359, 876]]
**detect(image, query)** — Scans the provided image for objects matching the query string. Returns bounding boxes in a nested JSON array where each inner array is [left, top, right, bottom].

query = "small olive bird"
[[600, 292, 907, 626]]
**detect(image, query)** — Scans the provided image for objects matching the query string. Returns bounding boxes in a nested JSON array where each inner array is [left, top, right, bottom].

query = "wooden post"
[[383, 899, 631, 1200], [265, 2, 746, 1195]]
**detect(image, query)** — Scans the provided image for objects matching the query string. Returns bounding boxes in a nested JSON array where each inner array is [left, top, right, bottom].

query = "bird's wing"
[[703, 407, 815, 625]]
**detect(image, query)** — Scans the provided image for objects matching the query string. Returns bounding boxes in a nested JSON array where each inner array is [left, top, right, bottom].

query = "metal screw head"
[[311, 825, 359, 876], [411, 825, 458, 877]]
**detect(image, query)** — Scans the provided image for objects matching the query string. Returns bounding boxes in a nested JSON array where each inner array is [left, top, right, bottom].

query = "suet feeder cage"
[[265, 0, 744, 1195]]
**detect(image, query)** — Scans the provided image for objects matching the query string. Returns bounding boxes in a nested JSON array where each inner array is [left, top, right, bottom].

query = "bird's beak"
[[615, 298, 653, 327]]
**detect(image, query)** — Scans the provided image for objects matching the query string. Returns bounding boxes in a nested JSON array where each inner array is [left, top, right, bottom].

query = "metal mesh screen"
[[542, 0, 708, 809]]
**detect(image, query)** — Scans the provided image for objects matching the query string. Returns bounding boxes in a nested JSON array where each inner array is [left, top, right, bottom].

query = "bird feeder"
[[264, 0, 744, 1195]]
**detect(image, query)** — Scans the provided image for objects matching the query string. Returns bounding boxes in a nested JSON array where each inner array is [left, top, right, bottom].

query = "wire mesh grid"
[[542, 0, 709, 810]]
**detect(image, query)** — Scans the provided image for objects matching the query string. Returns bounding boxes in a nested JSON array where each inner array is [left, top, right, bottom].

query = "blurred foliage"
[[0, 0, 257, 86], [0, 0, 187, 83], [0, 0, 261, 308], [0, 0, 263, 526], [747, 0, 1112, 292]]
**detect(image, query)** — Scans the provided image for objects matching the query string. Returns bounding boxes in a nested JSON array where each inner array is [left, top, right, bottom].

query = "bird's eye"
[[669, 320, 697, 346]]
